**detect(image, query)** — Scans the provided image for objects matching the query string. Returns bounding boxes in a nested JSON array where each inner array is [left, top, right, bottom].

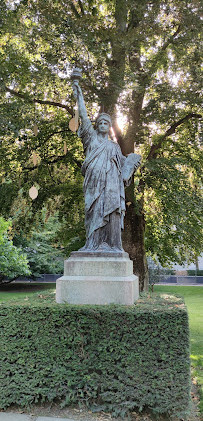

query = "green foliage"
[[0, 217, 30, 282], [0, 0, 202, 277], [13, 213, 65, 277], [187, 270, 203, 276], [0, 217, 9, 244], [144, 156, 203, 266], [0, 294, 190, 418], [25, 240, 63, 277], [147, 257, 173, 286]]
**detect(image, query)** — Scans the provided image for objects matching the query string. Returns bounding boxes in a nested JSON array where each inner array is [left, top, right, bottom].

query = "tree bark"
[[122, 204, 149, 291], [118, 67, 149, 290], [122, 180, 149, 292], [100, 1, 150, 290]]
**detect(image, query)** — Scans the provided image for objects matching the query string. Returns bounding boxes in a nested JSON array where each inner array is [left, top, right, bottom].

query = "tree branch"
[[35, 129, 70, 148], [44, 153, 82, 169], [69, 1, 81, 18], [78, 0, 85, 15], [23, 152, 82, 172], [146, 113, 202, 160], [146, 25, 181, 80], [5, 87, 74, 116], [161, 25, 181, 52], [102, 0, 127, 116]]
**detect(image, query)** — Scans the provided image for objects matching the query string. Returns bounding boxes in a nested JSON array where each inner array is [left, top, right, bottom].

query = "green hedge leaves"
[[0, 294, 190, 418]]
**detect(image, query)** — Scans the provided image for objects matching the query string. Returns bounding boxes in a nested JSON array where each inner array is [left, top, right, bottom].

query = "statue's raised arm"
[[71, 67, 90, 124], [72, 82, 88, 123], [71, 68, 94, 154]]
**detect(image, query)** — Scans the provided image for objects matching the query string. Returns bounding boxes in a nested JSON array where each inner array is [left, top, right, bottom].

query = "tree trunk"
[[119, 99, 149, 291], [101, 1, 149, 291], [120, 135, 149, 290], [195, 255, 199, 272], [122, 199, 149, 292]]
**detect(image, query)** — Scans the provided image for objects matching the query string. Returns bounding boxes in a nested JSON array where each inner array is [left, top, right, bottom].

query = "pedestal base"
[[56, 251, 139, 305]]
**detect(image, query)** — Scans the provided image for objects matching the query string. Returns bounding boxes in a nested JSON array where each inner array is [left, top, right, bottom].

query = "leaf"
[[32, 153, 38, 166]]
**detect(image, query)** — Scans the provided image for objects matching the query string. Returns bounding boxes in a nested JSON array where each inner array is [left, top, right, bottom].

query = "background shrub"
[[187, 269, 203, 276], [0, 217, 30, 283]]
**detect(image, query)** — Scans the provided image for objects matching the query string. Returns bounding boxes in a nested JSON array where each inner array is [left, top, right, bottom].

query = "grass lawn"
[[155, 285, 203, 412], [0, 282, 55, 302], [0, 282, 202, 413]]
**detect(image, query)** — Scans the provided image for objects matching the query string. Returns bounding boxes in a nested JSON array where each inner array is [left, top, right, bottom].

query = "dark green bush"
[[13, 214, 64, 278], [0, 217, 30, 283], [0, 294, 190, 418], [187, 269, 203, 276]]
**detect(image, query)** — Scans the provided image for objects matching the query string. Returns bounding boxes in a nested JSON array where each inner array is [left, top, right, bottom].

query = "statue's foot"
[[96, 242, 124, 252], [78, 242, 123, 253], [97, 242, 112, 251]]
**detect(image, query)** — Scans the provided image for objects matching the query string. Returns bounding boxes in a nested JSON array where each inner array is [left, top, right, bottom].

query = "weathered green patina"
[[72, 70, 141, 251]]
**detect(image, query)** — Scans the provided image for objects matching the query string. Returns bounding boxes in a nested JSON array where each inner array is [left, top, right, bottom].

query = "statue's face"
[[97, 119, 110, 134]]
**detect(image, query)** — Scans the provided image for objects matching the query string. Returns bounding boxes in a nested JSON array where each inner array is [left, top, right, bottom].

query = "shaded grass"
[[155, 285, 203, 413], [0, 283, 55, 302]]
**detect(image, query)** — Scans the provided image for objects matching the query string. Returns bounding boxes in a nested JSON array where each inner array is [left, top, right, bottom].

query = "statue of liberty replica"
[[56, 68, 141, 305], [71, 68, 141, 252]]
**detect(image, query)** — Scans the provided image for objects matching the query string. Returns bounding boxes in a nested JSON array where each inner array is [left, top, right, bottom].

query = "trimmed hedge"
[[188, 269, 203, 276], [0, 293, 190, 418]]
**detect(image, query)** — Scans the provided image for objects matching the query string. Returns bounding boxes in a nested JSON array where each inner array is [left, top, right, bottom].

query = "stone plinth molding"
[[56, 251, 139, 305]]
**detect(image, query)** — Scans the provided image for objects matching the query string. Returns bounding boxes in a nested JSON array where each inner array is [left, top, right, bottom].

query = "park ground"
[[0, 284, 202, 421]]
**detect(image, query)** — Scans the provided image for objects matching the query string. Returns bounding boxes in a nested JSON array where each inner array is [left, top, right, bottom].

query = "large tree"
[[0, 0, 202, 290]]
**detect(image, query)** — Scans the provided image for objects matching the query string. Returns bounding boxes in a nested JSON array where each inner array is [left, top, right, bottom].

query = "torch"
[[69, 67, 82, 132]]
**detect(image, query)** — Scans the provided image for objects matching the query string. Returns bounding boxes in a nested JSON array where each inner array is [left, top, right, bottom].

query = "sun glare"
[[117, 112, 127, 131]]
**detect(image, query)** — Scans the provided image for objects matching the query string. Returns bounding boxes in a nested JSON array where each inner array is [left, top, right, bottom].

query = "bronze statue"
[[71, 68, 141, 252]]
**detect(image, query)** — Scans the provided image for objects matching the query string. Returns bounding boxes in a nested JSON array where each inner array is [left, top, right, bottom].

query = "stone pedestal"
[[56, 251, 139, 305]]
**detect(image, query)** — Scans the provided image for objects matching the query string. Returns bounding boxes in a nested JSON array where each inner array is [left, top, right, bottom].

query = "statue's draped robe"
[[78, 118, 126, 250]]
